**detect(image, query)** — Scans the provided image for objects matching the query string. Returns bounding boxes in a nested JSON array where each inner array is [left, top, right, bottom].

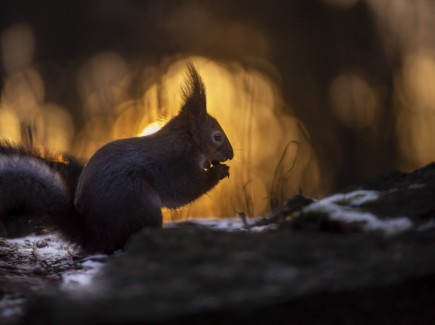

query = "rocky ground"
[[1, 163, 435, 324]]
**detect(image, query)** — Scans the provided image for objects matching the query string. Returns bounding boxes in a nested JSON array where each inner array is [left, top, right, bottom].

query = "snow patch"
[[61, 255, 107, 291], [8, 234, 70, 253], [303, 190, 413, 235], [166, 217, 267, 232], [319, 190, 380, 206], [7, 234, 75, 267], [5, 234, 107, 292], [186, 218, 247, 231]]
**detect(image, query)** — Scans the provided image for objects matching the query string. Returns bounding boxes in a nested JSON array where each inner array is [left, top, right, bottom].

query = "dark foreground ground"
[[2, 163, 435, 324]]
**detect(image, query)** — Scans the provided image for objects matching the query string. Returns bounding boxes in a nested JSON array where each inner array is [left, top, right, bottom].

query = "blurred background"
[[1, 0, 434, 220]]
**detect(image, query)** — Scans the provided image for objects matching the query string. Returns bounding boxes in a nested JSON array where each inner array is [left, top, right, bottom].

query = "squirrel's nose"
[[226, 149, 234, 160]]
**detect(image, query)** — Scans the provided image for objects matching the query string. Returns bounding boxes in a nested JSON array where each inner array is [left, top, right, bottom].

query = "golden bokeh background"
[[1, 0, 435, 219]]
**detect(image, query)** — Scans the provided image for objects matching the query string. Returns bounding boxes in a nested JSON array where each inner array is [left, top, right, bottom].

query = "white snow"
[[165, 217, 268, 232], [166, 190, 416, 236], [7, 234, 75, 266], [302, 190, 413, 235], [61, 257, 106, 291], [177, 218, 247, 231], [4, 234, 107, 292], [317, 190, 381, 206], [8, 234, 70, 253]]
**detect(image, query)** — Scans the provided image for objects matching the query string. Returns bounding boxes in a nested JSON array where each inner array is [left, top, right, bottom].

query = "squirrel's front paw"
[[211, 163, 230, 180]]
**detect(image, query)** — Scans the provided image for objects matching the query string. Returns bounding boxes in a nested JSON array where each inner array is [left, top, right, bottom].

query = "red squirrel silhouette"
[[0, 63, 233, 253]]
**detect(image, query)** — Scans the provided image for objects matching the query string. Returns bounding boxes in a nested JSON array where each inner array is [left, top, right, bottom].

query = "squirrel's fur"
[[0, 64, 233, 253]]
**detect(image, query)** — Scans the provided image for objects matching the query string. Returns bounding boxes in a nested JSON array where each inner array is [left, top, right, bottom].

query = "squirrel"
[[0, 63, 234, 254]]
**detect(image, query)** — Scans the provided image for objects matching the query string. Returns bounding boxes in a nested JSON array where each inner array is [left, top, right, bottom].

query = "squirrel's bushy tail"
[[0, 143, 85, 245]]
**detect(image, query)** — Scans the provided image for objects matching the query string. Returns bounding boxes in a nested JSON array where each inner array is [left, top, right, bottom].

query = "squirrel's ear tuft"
[[180, 63, 207, 123]]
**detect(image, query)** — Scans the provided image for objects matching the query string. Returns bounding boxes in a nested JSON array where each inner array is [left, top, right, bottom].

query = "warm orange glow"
[[0, 31, 319, 219], [34, 146, 69, 164], [34, 104, 75, 152], [353, 1, 435, 170], [1, 25, 44, 146], [2, 68, 44, 122], [139, 121, 164, 136], [3, 2, 435, 220], [400, 52, 435, 110], [124, 57, 314, 219], [72, 56, 315, 218], [77, 52, 129, 118], [0, 106, 21, 142], [394, 52, 435, 168]]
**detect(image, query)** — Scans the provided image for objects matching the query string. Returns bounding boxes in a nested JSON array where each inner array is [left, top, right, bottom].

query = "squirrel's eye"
[[213, 131, 223, 143]]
